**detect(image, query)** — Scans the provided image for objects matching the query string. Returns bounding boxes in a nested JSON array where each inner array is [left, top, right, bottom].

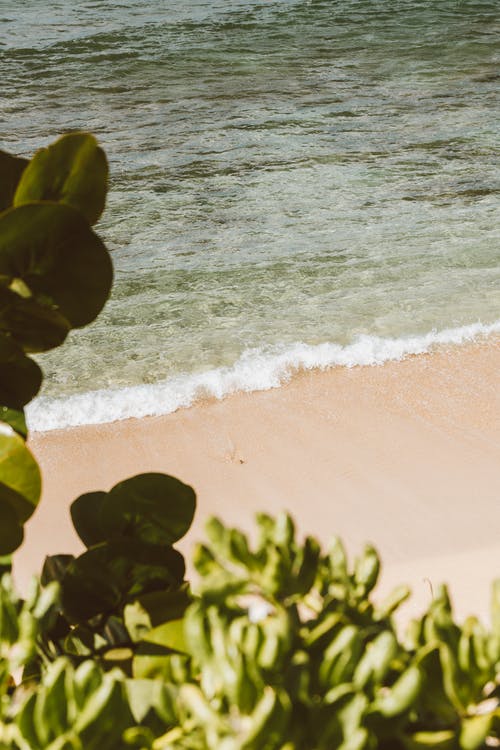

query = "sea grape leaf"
[[0, 285, 70, 353], [60, 548, 122, 623], [13, 132, 108, 225], [102, 538, 186, 595], [0, 203, 112, 328], [70, 491, 107, 548], [100, 473, 196, 546], [41, 554, 75, 586], [0, 425, 41, 554], [0, 333, 42, 409], [59, 540, 185, 623], [0, 151, 29, 213], [0, 493, 24, 554], [0, 425, 41, 521], [0, 408, 27, 439], [129, 586, 192, 629]]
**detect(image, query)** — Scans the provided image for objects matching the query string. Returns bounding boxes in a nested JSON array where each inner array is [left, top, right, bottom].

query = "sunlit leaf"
[[14, 133, 107, 225]]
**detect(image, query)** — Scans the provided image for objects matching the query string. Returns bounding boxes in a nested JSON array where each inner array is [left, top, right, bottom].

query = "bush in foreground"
[[1, 508, 500, 749]]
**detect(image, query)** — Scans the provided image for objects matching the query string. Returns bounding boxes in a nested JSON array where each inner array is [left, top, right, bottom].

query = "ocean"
[[1, 0, 499, 430]]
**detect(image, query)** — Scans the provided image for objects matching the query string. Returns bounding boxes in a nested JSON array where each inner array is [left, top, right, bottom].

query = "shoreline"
[[27, 322, 500, 433], [17, 336, 500, 622]]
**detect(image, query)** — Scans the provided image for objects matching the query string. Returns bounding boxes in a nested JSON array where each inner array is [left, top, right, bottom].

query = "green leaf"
[[70, 491, 107, 548], [101, 473, 196, 546], [0, 150, 28, 212], [124, 679, 157, 724], [0, 333, 42, 409], [75, 675, 132, 750], [124, 586, 191, 641], [41, 554, 75, 585], [14, 133, 108, 225], [402, 730, 456, 749], [372, 665, 422, 718], [139, 619, 187, 654], [0, 425, 41, 523], [0, 493, 23, 553], [354, 544, 380, 594], [0, 285, 70, 352], [0, 407, 27, 438], [0, 203, 112, 328], [459, 714, 494, 750], [59, 540, 185, 622], [33, 659, 71, 746], [59, 549, 122, 623], [0, 553, 12, 574]]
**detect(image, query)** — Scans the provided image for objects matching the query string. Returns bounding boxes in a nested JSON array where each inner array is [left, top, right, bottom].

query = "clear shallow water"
[[0, 1, 499, 429]]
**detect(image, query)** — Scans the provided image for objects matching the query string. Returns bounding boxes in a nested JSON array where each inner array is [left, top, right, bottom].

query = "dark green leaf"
[[0, 334, 42, 409], [0, 151, 28, 212], [60, 548, 123, 622], [70, 491, 107, 548], [0, 426, 41, 522], [0, 203, 112, 328], [0, 553, 12, 575], [103, 538, 186, 596], [60, 540, 185, 622], [101, 473, 196, 546], [130, 587, 192, 628], [41, 554, 75, 586], [0, 493, 23, 554], [14, 133, 108, 225], [0, 285, 70, 353]]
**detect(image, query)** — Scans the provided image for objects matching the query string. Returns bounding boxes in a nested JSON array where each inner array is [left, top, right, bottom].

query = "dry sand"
[[17, 337, 500, 623]]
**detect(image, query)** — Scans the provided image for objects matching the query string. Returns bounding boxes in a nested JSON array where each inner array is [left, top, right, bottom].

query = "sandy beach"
[[17, 337, 500, 623]]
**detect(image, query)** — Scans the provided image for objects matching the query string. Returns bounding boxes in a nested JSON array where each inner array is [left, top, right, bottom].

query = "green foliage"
[[1, 512, 499, 749], [0, 132, 112, 555], [0, 428, 41, 553], [0, 153, 28, 213], [164, 514, 500, 750], [38, 473, 195, 671], [13, 133, 107, 225]]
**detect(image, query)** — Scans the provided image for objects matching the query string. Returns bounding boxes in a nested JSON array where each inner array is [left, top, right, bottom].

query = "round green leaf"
[[0, 408, 27, 439], [0, 334, 42, 409], [0, 151, 29, 213], [61, 549, 122, 623], [101, 473, 196, 546], [13, 133, 108, 225], [70, 491, 107, 548], [41, 554, 75, 586], [0, 425, 41, 522], [0, 285, 70, 352], [0, 493, 23, 554], [0, 203, 113, 328], [60, 540, 185, 622]]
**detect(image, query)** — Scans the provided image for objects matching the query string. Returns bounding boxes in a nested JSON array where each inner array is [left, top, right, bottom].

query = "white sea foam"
[[27, 320, 500, 432]]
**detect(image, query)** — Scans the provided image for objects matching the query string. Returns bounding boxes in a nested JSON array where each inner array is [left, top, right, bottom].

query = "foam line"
[[27, 320, 500, 432]]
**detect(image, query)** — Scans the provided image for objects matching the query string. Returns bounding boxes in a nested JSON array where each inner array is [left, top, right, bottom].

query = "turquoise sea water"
[[0, 1, 499, 429]]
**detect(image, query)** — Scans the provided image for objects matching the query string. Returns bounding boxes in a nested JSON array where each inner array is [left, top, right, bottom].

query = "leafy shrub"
[[0, 135, 498, 749], [1, 512, 499, 749], [0, 133, 112, 553]]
